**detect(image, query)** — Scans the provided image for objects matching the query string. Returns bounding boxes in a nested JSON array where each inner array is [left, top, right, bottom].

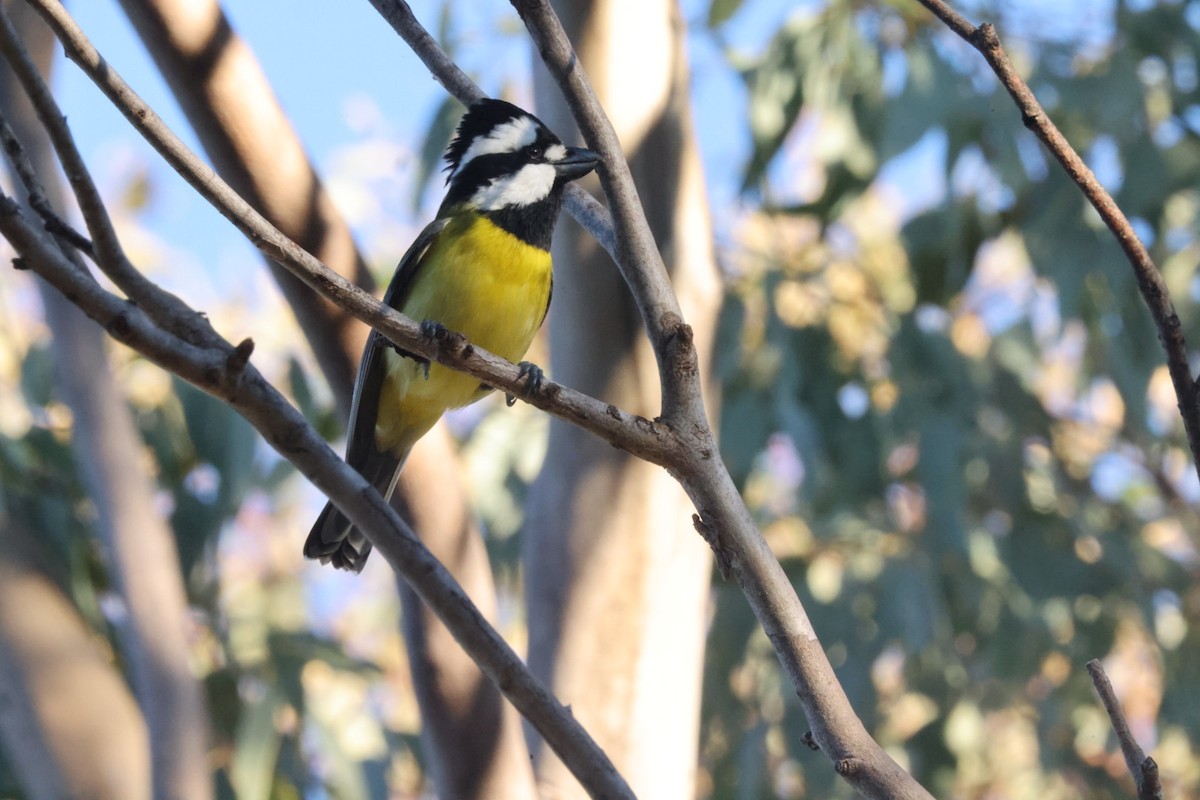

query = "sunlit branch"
[[916, 0, 1200, 482]]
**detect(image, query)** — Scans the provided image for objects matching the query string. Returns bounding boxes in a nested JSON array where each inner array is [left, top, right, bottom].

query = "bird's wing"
[[343, 217, 451, 474]]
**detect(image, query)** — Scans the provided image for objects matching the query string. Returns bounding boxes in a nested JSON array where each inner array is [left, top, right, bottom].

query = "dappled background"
[[2, 0, 1200, 797]]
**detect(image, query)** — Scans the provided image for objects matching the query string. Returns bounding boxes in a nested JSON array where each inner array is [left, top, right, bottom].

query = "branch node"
[[1139, 756, 1163, 800], [802, 730, 821, 751], [106, 310, 131, 340], [834, 757, 859, 776], [226, 337, 255, 376], [41, 211, 95, 255], [693, 513, 733, 579], [972, 22, 999, 50], [1087, 658, 1162, 800]]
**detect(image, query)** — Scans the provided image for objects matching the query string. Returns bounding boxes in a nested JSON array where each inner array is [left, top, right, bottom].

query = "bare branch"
[[1086, 660, 1165, 800], [0, 194, 636, 800], [1, 8, 213, 796], [115, 0, 376, 409], [511, 1, 692, 384], [916, 0, 1200, 482]]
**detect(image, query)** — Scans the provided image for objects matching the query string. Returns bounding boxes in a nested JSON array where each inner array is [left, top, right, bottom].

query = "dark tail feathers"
[[304, 502, 373, 573]]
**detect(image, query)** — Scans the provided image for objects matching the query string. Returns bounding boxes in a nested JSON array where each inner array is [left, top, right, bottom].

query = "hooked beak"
[[553, 146, 600, 182]]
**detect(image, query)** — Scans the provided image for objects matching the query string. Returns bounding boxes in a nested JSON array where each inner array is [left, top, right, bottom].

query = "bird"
[[304, 98, 599, 572]]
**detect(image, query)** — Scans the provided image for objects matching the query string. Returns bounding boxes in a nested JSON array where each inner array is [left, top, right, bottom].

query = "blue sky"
[[53, 0, 795, 284]]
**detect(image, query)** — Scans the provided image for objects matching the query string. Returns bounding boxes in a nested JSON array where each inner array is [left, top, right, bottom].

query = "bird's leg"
[[506, 361, 545, 407]]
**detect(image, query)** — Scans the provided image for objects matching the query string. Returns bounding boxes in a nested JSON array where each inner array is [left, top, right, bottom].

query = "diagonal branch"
[[1086, 660, 1164, 800], [916, 0, 1200, 481], [0, 192, 636, 800], [0, 112, 92, 256]]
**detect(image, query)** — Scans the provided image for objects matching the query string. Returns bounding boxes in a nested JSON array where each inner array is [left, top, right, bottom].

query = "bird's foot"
[[506, 361, 545, 407], [418, 320, 450, 379]]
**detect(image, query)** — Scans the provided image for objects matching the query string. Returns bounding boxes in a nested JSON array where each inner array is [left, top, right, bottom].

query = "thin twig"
[[511, 1, 684, 353], [1086, 660, 1165, 800], [0, 190, 637, 800], [0, 111, 93, 255], [916, 0, 1200, 482]]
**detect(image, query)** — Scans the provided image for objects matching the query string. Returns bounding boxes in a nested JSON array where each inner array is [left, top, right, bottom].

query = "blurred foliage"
[[702, 0, 1200, 798], [4, 0, 1200, 798]]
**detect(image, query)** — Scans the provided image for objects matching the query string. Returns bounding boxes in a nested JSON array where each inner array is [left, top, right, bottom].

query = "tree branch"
[[114, 0, 377, 411], [916, 0, 1200, 482], [0, 192, 635, 799], [0, 7, 211, 796], [511, 0, 702, 421], [1086, 660, 1164, 800]]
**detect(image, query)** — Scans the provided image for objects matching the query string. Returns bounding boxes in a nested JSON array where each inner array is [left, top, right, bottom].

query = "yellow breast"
[[375, 214, 553, 454]]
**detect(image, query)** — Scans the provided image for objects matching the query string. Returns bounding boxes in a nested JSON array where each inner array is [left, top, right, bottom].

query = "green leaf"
[[707, 0, 743, 28]]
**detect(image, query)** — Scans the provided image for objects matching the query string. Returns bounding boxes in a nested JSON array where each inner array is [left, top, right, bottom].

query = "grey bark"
[[525, 0, 721, 796]]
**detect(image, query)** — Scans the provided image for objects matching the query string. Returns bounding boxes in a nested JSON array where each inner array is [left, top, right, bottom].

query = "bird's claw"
[[418, 320, 449, 379], [506, 361, 545, 407]]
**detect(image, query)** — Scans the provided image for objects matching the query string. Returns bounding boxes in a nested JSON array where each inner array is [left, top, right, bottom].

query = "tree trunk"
[[0, 523, 152, 800], [526, 1, 722, 796]]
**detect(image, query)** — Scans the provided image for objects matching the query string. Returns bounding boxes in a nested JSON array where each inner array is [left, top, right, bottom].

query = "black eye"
[[528, 145, 544, 160]]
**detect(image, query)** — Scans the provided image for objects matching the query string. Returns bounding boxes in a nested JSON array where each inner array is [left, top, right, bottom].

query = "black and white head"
[[439, 99, 598, 246]]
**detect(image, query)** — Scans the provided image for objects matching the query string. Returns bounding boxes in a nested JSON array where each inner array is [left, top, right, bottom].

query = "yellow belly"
[[375, 214, 552, 454]]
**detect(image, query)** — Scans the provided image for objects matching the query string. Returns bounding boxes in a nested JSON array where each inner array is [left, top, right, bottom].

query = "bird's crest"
[[444, 98, 543, 182]]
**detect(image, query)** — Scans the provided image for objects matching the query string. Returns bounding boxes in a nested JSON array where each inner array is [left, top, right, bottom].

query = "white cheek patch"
[[545, 143, 568, 162], [453, 116, 538, 178], [470, 163, 556, 210]]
